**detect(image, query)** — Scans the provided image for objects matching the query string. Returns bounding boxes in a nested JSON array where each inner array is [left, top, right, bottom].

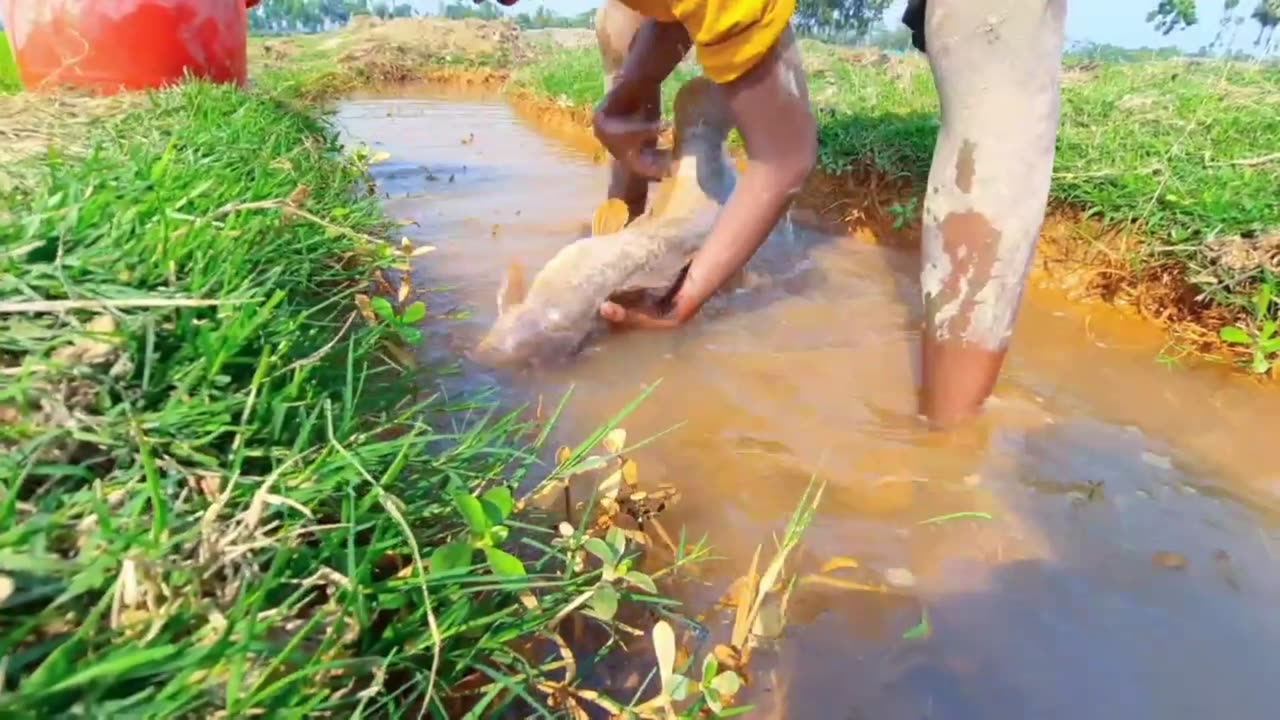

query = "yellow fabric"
[[615, 0, 796, 84]]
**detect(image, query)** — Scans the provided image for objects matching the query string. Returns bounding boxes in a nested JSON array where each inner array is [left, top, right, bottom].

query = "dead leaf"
[[556, 446, 573, 466], [819, 556, 860, 574], [287, 184, 311, 206], [52, 314, 120, 366], [602, 428, 627, 454], [731, 547, 762, 649], [713, 643, 742, 672], [397, 278, 411, 303], [598, 469, 623, 501], [369, 151, 392, 164], [410, 245, 438, 257], [621, 459, 639, 488], [0, 573, 13, 604], [354, 294, 377, 323]]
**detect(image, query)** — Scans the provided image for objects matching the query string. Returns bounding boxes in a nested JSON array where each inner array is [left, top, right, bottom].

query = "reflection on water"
[[337, 86, 1280, 720]]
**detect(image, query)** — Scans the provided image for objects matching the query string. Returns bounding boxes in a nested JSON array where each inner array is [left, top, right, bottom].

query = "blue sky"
[[434, 0, 1258, 53]]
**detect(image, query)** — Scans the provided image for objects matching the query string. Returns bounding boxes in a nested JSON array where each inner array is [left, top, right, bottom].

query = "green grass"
[[512, 42, 1280, 369], [0, 75, 739, 715], [1, 31, 20, 93]]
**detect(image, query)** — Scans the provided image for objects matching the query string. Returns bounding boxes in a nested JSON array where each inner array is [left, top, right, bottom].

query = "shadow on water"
[[336, 84, 1280, 720]]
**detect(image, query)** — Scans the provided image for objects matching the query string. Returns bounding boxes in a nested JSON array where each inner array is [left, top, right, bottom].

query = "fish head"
[[671, 76, 734, 148], [471, 261, 588, 368]]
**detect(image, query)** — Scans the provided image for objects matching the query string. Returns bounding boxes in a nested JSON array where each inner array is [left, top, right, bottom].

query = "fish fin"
[[496, 261, 527, 316], [591, 198, 630, 236]]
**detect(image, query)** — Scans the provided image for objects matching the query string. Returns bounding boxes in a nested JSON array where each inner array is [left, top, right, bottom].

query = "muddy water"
[[337, 87, 1280, 720]]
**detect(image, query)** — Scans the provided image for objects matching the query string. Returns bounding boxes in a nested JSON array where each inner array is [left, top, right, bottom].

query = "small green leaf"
[[484, 547, 526, 577], [453, 493, 492, 534], [487, 524, 510, 546], [1249, 353, 1272, 375], [1260, 321, 1278, 341], [371, 296, 396, 323], [481, 486, 515, 521], [582, 537, 616, 567], [703, 687, 724, 714], [1259, 337, 1280, 354], [710, 670, 742, 698], [668, 673, 691, 702], [624, 571, 657, 594], [589, 584, 619, 621], [1254, 284, 1274, 319], [399, 326, 424, 345], [1219, 325, 1253, 345], [401, 301, 427, 324], [701, 654, 719, 684], [606, 526, 626, 561], [430, 542, 473, 575]]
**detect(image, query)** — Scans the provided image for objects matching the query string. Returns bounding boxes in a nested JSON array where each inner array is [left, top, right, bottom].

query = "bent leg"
[[595, 0, 667, 221], [917, 0, 1066, 427]]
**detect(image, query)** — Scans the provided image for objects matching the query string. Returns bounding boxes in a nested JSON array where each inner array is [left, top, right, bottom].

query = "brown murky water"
[[338, 87, 1280, 720]]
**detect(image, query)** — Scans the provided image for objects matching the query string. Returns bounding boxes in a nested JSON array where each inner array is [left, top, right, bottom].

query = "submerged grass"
[[0, 58, 787, 714], [512, 42, 1280, 372]]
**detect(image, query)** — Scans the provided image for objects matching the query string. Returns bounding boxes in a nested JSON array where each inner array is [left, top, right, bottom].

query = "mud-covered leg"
[[595, 0, 668, 222], [917, 0, 1066, 427]]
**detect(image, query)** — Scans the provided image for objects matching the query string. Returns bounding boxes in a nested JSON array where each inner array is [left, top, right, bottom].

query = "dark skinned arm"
[[593, 19, 692, 181], [600, 32, 817, 330]]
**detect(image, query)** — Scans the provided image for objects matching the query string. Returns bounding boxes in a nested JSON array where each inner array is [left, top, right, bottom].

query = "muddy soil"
[[337, 85, 1280, 720]]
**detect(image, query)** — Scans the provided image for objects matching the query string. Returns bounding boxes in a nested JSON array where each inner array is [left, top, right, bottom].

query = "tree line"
[[246, 0, 1276, 52]]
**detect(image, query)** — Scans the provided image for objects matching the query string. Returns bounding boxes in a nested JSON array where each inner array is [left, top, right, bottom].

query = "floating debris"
[[919, 511, 993, 525], [1141, 451, 1174, 470], [902, 606, 931, 640], [884, 567, 917, 589], [1152, 551, 1188, 570]]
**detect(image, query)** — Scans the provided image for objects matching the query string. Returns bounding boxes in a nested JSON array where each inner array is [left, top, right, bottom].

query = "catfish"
[[471, 75, 794, 369]]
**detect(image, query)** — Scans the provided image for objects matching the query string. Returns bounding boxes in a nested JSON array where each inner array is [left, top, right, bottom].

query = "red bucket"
[[2, 0, 257, 94]]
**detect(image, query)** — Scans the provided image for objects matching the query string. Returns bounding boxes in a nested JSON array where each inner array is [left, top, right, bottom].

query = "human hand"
[[593, 83, 671, 180], [599, 300, 683, 331]]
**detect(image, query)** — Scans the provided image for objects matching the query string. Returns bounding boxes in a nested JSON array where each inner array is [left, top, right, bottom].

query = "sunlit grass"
[[0, 76, 736, 715], [1, 31, 20, 93]]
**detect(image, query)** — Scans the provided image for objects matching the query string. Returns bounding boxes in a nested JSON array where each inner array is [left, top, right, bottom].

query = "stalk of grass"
[[0, 31, 20, 94], [0, 78, 699, 717]]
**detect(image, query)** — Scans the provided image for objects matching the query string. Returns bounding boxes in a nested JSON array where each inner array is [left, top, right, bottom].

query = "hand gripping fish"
[[472, 76, 793, 368]]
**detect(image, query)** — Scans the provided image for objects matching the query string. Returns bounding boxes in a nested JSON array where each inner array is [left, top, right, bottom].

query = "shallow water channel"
[[337, 86, 1280, 719]]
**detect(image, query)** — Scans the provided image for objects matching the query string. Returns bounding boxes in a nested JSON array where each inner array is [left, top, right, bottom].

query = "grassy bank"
[[1, 20, 811, 717], [512, 41, 1280, 374]]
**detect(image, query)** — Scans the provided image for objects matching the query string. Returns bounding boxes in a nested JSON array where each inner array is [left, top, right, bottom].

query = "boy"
[[479, 0, 1068, 428]]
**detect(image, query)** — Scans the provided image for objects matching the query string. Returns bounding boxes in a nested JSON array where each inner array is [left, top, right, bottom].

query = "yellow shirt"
[[616, 0, 797, 84]]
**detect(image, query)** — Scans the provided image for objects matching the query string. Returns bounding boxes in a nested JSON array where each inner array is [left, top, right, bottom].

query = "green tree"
[[1252, 0, 1279, 49], [793, 0, 894, 39]]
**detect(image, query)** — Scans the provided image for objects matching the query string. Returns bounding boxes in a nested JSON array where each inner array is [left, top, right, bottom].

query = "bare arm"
[[601, 31, 817, 329], [593, 20, 693, 181]]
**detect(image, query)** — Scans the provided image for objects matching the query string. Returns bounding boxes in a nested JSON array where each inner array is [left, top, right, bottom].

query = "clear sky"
[[433, 0, 1260, 54]]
